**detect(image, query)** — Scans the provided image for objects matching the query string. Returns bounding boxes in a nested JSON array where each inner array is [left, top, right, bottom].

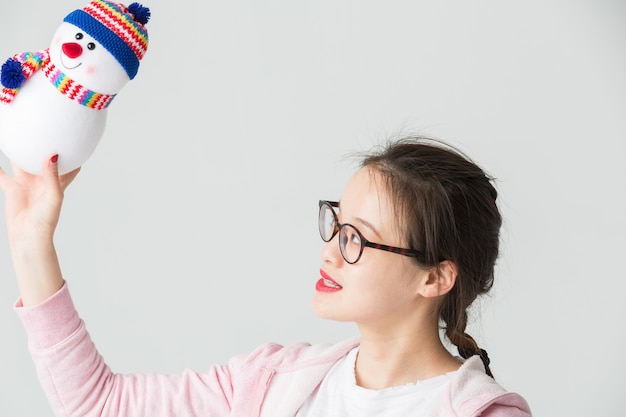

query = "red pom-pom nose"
[[62, 42, 83, 59]]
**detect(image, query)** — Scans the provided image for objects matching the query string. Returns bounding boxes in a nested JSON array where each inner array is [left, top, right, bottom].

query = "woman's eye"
[[75, 33, 84, 40], [345, 230, 360, 245]]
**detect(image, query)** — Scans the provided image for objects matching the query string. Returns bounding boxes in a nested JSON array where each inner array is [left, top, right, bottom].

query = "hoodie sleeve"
[[443, 357, 532, 417], [15, 282, 234, 417], [479, 393, 533, 417]]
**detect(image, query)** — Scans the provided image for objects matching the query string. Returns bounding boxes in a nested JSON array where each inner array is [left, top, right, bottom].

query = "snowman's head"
[[53, 1, 150, 93], [49, 22, 129, 94]]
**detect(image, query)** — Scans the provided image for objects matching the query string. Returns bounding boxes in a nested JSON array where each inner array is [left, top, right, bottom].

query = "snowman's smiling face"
[[58, 32, 95, 70], [49, 22, 130, 94]]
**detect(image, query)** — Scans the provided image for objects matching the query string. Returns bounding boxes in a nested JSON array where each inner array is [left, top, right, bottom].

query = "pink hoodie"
[[15, 283, 532, 417]]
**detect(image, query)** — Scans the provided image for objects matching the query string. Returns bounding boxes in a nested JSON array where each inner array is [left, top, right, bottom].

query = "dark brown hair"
[[361, 136, 501, 378]]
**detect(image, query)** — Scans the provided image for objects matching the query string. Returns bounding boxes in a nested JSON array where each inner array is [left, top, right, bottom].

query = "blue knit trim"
[[63, 10, 139, 79]]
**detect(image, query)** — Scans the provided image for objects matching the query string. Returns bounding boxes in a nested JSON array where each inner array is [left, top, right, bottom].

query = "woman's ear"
[[418, 260, 457, 298]]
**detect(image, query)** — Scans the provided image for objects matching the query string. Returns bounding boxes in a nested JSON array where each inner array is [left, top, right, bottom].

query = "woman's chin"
[[310, 296, 351, 322]]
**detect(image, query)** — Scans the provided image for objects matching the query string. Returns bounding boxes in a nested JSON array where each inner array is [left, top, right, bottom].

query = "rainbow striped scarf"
[[0, 49, 115, 110]]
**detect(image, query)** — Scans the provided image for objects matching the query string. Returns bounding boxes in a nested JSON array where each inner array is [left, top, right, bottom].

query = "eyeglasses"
[[318, 200, 424, 264]]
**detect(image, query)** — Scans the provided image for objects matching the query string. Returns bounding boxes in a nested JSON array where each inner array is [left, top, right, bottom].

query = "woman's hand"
[[0, 155, 80, 306], [0, 155, 80, 243]]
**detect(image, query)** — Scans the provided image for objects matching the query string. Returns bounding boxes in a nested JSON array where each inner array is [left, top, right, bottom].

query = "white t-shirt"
[[296, 347, 456, 416]]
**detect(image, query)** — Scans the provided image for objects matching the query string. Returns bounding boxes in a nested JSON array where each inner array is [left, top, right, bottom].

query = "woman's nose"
[[320, 233, 343, 265]]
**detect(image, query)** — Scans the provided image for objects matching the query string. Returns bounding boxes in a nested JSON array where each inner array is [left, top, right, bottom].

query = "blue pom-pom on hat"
[[128, 2, 151, 25]]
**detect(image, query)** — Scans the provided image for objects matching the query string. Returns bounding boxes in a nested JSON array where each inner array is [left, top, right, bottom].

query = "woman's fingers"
[[0, 164, 10, 191], [9, 160, 35, 181], [59, 167, 81, 191], [41, 155, 84, 204], [1, 156, 81, 193], [42, 154, 60, 190], [45, 155, 82, 191]]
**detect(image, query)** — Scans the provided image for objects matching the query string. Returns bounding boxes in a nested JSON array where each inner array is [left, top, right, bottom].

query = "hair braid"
[[443, 308, 493, 377]]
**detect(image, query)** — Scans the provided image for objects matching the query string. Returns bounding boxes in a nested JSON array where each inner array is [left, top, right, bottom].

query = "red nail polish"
[[50, 154, 59, 164]]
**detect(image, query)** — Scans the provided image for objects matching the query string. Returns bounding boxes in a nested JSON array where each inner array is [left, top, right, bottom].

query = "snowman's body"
[[0, 20, 130, 175], [0, 63, 109, 175]]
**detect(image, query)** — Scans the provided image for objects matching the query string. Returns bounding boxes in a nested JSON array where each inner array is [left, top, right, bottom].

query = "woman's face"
[[312, 166, 429, 329]]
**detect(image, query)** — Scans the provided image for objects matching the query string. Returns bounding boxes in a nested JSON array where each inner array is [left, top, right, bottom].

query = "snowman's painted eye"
[[87, 43, 96, 51], [75, 33, 84, 40]]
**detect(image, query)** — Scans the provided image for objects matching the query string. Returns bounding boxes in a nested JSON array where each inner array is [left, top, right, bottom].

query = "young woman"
[[0, 137, 532, 416]]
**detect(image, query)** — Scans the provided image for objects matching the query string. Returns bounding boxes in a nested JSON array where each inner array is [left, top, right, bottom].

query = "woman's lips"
[[316, 270, 342, 292]]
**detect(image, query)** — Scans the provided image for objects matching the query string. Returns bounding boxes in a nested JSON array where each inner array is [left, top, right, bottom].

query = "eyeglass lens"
[[339, 226, 362, 263], [319, 203, 363, 263], [319, 203, 336, 242]]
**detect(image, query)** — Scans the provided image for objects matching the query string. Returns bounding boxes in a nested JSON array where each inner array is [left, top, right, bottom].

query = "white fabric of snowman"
[[0, 0, 151, 175]]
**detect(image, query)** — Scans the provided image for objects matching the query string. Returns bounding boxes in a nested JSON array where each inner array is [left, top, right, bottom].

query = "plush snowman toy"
[[0, 1, 150, 175]]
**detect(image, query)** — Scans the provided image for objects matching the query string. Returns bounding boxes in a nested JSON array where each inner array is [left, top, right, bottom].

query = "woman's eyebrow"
[[338, 202, 384, 240], [354, 216, 383, 240]]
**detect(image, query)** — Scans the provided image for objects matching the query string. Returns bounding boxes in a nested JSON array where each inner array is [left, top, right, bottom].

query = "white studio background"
[[0, 1, 624, 416]]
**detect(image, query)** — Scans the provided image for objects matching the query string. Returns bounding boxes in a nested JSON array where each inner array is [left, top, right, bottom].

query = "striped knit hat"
[[64, 1, 150, 80]]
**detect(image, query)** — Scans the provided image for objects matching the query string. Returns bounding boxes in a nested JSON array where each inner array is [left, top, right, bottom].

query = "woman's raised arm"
[[0, 154, 80, 306]]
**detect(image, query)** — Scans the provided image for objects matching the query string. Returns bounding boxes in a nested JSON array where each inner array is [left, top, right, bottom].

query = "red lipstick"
[[316, 270, 343, 292]]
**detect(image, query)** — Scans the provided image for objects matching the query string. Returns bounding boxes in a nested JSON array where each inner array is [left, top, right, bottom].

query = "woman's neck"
[[354, 325, 461, 390]]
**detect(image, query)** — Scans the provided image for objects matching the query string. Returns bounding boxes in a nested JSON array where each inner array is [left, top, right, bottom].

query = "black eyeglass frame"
[[318, 200, 424, 264]]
